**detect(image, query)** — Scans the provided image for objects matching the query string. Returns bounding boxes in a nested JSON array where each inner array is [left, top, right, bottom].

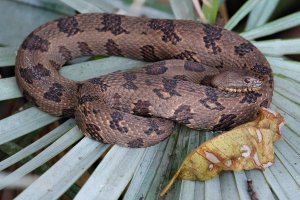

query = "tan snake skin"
[[15, 13, 273, 147]]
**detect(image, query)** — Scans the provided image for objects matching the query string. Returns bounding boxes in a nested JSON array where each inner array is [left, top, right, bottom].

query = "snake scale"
[[15, 13, 273, 148]]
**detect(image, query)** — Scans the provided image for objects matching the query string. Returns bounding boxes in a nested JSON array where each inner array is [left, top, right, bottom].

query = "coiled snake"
[[15, 13, 273, 148]]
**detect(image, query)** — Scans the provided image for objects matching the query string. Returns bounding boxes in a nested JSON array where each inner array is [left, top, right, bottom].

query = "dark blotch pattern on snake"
[[15, 13, 273, 147]]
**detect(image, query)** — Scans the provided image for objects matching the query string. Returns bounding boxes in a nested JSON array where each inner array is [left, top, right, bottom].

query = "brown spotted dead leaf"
[[160, 108, 285, 196]]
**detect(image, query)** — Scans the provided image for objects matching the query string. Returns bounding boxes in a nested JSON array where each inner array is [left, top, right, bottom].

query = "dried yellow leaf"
[[160, 108, 284, 196]]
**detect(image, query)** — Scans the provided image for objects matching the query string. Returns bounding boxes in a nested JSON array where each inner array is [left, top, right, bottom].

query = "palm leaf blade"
[[0, 108, 58, 145], [0, 119, 75, 171], [241, 11, 300, 40], [74, 146, 145, 199], [15, 138, 109, 200], [0, 47, 17, 67], [0, 127, 82, 189], [246, 0, 279, 30], [225, 0, 261, 30]]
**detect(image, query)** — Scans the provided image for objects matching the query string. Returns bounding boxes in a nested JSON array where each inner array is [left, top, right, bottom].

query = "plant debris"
[[160, 108, 284, 196]]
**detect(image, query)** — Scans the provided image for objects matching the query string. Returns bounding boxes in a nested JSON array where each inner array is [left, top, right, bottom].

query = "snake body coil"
[[15, 13, 273, 147]]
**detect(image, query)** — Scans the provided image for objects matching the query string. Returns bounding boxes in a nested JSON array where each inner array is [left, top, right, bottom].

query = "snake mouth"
[[211, 71, 263, 93], [217, 86, 261, 93]]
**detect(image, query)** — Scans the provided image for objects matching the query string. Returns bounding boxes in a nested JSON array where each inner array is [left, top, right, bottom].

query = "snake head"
[[211, 71, 263, 92]]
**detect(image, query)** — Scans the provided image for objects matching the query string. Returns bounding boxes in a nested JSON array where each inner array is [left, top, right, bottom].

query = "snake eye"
[[244, 78, 250, 83]]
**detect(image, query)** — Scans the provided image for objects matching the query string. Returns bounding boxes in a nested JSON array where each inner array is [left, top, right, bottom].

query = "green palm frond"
[[0, 0, 299, 199]]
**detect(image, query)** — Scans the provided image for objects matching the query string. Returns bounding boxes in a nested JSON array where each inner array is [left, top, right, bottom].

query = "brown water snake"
[[15, 13, 273, 147]]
